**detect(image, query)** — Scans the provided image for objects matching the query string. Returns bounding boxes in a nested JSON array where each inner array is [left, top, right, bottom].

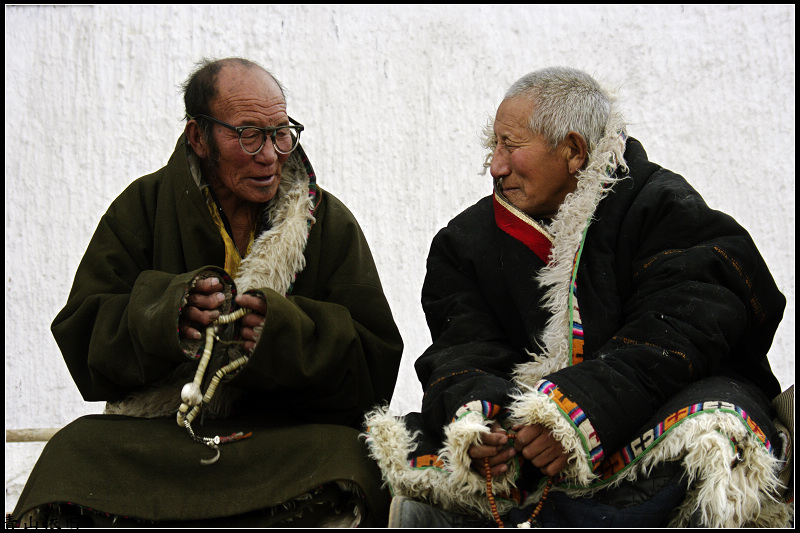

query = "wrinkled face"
[[490, 97, 577, 219], [203, 66, 291, 205]]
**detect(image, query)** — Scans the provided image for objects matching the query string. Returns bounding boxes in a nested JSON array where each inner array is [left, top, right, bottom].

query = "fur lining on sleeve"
[[509, 383, 598, 486], [363, 407, 521, 518]]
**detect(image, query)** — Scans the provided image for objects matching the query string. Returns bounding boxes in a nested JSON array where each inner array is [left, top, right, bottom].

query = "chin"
[[255, 189, 279, 204], [250, 181, 281, 204]]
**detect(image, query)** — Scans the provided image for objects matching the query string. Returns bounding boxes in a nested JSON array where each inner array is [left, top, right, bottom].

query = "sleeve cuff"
[[510, 379, 602, 485]]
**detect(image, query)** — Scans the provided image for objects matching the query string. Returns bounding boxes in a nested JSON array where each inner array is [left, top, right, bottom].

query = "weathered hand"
[[468, 422, 517, 477], [235, 293, 266, 353], [512, 424, 568, 477], [179, 277, 225, 341]]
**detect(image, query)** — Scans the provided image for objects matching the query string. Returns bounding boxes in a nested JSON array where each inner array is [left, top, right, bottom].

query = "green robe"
[[13, 137, 403, 526]]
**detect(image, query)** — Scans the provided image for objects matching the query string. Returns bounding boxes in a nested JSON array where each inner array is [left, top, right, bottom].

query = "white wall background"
[[5, 4, 795, 513]]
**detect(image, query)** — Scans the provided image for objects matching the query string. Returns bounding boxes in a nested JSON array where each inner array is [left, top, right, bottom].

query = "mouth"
[[248, 174, 278, 186]]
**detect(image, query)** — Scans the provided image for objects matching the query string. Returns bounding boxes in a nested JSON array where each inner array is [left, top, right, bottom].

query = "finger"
[[480, 430, 509, 447], [240, 312, 265, 330], [240, 324, 261, 344], [528, 443, 563, 468], [468, 443, 501, 460], [520, 434, 559, 462], [539, 454, 568, 477], [470, 446, 516, 476], [472, 458, 510, 477], [512, 425, 543, 451], [194, 277, 223, 293], [468, 441, 517, 465], [488, 421, 505, 433], [182, 305, 220, 325], [179, 324, 203, 341], [236, 294, 267, 314], [489, 461, 511, 477], [187, 291, 225, 311]]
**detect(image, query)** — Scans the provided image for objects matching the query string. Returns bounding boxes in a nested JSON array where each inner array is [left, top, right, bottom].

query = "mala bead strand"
[[202, 355, 250, 404], [177, 307, 250, 422], [484, 457, 504, 527], [174, 307, 253, 463], [179, 325, 217, 410], [483, 457, 553, 528], [215, 307, 248, 325]]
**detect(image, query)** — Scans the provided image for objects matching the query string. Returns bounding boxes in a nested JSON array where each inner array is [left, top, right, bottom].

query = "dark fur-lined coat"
[[365, 138, 791, 527], [14, 136, 403, 525]]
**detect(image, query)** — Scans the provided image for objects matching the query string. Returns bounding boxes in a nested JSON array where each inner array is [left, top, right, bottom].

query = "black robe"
[[418, 138, 782, 453], [364, 138, 788, 527]]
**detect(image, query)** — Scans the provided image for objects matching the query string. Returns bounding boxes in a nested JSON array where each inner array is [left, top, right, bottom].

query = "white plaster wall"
[[5, 4, 794, 513]]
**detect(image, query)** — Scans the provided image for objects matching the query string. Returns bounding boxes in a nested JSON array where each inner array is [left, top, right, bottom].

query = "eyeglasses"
[[190, 114, 304, 155]]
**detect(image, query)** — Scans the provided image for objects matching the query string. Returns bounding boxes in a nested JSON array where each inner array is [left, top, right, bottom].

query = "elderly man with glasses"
[[13, 57, 403, 528]]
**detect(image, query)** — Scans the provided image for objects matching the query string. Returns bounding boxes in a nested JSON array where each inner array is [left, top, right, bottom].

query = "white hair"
[[482, 67, 618, 171], [506, 67, 611, 150]]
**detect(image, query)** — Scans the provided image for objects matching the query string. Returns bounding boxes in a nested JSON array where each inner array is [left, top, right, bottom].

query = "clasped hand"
[[469, 421, 568, 478], [178, 277, 266, 353]]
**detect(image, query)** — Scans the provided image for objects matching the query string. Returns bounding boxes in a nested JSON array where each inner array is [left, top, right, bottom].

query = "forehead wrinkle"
[[220, 95, 285, 117], [495, 97, 535, 134], [494, 118, 531, 145], [213, 92, 287, 127], [211, 66, 286, 125]]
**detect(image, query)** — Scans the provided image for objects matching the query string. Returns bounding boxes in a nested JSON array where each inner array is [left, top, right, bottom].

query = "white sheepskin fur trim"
[[235, 154, 314, 294], [512, 108, 628, 390], [658, 411, 789, 528], [364, 407, 524, 518], [551, 409, 791, 528], [508, 388, 597, 486]]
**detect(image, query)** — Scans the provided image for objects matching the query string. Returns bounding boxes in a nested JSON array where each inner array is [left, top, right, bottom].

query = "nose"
[[253, 137, 279, 165], [490, 144, 510, 180]]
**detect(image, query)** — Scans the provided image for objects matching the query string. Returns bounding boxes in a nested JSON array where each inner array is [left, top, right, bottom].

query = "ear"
[[185, 119, 209, 160], [563, 131, 588, 174]]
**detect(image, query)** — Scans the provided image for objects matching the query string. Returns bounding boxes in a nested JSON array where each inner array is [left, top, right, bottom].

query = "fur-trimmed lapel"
[[511, 115, 627, 388], [235, 150, 316, 295]]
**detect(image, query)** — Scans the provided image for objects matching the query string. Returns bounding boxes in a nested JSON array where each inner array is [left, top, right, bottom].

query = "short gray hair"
[[504, 67, 610, 151]]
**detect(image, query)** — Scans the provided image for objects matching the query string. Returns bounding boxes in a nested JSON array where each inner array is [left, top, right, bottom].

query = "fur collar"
[[235, 150, 316, 295], [511, 109, 627, 387]]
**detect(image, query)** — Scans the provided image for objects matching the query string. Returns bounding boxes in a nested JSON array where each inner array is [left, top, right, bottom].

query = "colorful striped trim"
[[452, 400, 506, 424], [570, 276, 585, 365], [568, 223, 591, 366], [590, 399, 773, 485], [536, 380, 604, 471], [409, 454, 445, 469]]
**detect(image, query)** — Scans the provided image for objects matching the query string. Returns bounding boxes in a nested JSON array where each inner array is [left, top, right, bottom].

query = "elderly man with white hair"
[[365, 67, 792, 528]]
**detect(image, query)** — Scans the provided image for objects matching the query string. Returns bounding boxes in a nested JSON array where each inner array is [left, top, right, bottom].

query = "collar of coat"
[[492, 192, 554, 264], [188, 144, 318, 296], [495, 119, 628, 387]]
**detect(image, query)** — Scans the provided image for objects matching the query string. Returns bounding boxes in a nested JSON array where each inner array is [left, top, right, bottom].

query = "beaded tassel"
[[176, 307, 251, 464]]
